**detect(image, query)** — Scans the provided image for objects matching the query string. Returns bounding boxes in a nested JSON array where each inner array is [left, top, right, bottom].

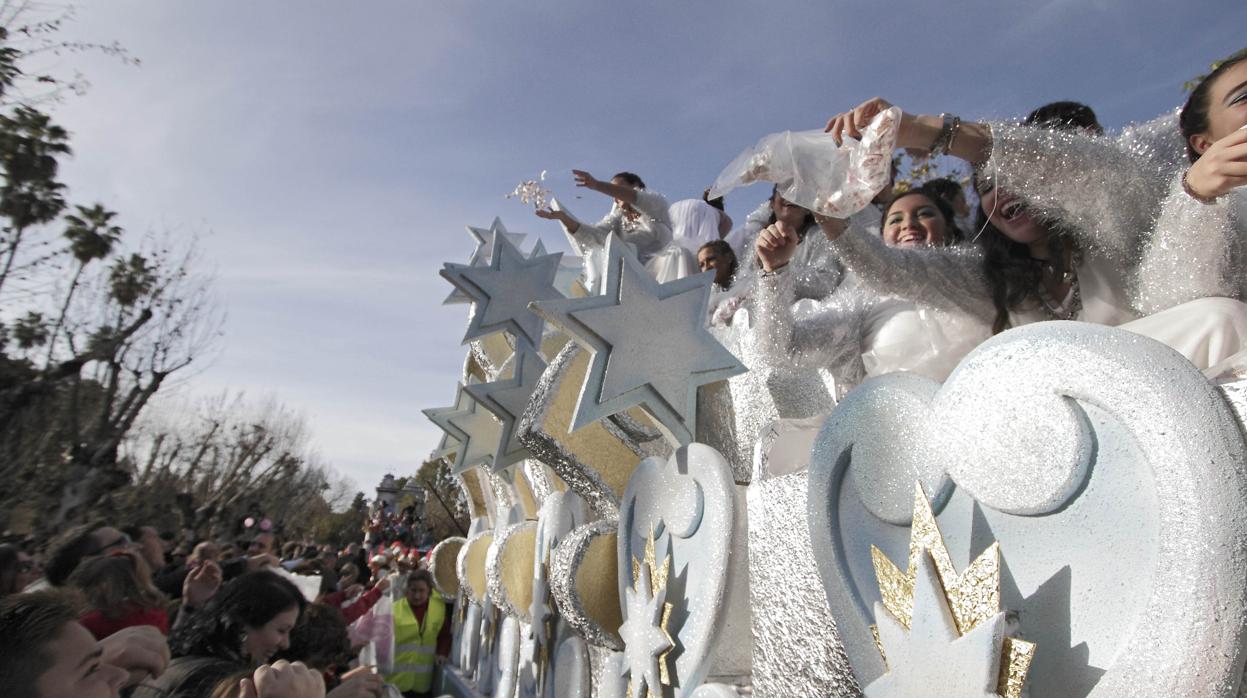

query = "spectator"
[[0, 590, 170, 698], [386, 570, 451, 698], [0, 542, 40, 596], [134, 571, 306, 697], [71, 552, 170, 639]]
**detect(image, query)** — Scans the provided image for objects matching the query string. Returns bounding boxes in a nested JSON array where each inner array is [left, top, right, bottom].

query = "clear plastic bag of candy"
[[709, 107, 900, 218]]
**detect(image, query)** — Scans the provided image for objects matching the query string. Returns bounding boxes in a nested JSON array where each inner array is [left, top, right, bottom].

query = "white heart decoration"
[[617, 443, 752, 695], [807, 322, 1247, 696]]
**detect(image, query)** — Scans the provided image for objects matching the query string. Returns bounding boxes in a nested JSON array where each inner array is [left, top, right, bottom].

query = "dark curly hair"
[[170, 570, 305, 664], [275, 603, 352, 674]]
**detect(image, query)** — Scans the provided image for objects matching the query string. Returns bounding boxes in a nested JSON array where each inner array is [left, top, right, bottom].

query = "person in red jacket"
[[318, 575, 391, 625], [69, 552, 169, 639]]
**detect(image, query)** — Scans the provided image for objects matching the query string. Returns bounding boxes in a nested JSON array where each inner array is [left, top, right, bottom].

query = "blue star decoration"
[[422, 383, 501, 474], [464, 349, 547, 471], [529, 234, 746, 445], [442, 218, 528, 305], [441, 229, 564, 352]]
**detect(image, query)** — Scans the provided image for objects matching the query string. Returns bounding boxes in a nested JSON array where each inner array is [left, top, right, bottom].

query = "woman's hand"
[[1185, 127, 1247, 201], [327, 666, 385, 698], [814, 214, 849, 242], [99, 625, 170, 688], [535, 208, 567, 222], [826, 97, 902, 145], [182, 561, 222, 610], [572, 169, 602, 190], [536, 207, 578, 233], [240, 660, 326, 698], [755, 223, 801, 272]]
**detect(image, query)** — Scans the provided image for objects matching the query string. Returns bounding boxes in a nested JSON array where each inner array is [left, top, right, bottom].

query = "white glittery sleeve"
[[567, 207, 622, 253], [1114, 109, 1188, 174], [983, 122, 1171, 262], [826, 220, 993, 322], [631, 188, 672, 227], [1134, 173, 1244, 314], [752, 266, 866, 377]]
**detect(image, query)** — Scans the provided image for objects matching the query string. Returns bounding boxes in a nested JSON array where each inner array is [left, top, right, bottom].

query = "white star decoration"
[[422, 383, 501, 474], [619, 552, 674, 698], [442, 231, 564, 351], [442, 218, 528, 305], [529, 234, 746, 444], [866, 551, 1007, 698], [464, 349, 546, 471]]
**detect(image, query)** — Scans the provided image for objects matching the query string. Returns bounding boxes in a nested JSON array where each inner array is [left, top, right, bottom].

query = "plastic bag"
[[709, 107, 900, 219], [265, 564, 321, 602], [350, 592, 395, 674]]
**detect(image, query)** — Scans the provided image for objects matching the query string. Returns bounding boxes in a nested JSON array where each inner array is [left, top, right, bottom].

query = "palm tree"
[[0, 106, 70, 295], [44, 204, 121, 365]]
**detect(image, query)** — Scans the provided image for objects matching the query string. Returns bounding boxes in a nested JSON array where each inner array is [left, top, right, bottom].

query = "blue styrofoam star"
[[443, 218, 528, 305], [441, 230, 563, 351], [529, 234, 746, 445]]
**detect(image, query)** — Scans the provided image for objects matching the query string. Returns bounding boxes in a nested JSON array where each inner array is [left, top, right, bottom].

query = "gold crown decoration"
[[870, 483, 1035, 698]]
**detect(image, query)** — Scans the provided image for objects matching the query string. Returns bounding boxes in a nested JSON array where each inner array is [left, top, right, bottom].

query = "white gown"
[[560, 188, 694, 289]]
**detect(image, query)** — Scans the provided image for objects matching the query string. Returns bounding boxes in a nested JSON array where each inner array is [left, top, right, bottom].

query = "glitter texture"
[[748, 466, 859, 696], [1135, 176, 1246, 314], [518, 342, 658, 518], [550, 518, 625, 651]]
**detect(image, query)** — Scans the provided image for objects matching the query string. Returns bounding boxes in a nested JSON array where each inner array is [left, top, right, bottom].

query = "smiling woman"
[[132, 571, 305, 698]]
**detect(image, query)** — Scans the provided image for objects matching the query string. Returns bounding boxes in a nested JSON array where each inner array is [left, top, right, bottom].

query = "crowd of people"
[[0, 513, 452, 698], [538, 52, 1247, 399]]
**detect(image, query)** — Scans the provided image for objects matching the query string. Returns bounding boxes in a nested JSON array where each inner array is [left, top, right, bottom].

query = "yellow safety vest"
[[388, 595, 446, 693]]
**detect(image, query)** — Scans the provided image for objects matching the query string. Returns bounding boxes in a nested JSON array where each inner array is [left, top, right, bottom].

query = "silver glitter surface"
[[748, 450, 860, 696], [550, 518, 625, 651], [807, 321, 1247, 696], [489, 470, 518, 522], [983, 121, 1170, 265], [1220, 378, 1247, 426], [826, 223, 992, 322], [523, 459, 557, 506], [700, 306, 843, 486], [1135, 175, 1246, 314], [518, 342, 653, 519]]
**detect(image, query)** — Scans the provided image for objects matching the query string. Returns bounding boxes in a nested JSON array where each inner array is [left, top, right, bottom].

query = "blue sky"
[[45, 1, 1246, 493]]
